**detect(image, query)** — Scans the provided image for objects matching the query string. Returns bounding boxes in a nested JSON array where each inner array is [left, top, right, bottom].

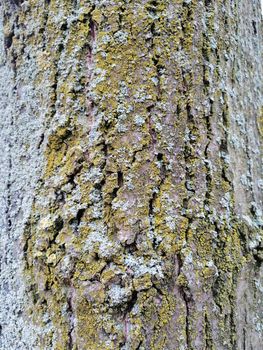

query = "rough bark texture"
[[0, 1, 262, 349]]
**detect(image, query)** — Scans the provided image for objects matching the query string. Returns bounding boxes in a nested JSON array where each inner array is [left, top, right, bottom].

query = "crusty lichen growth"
[[6, 0, 260, 349]]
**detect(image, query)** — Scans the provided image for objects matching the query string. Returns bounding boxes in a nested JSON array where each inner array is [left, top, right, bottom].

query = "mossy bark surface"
[[0, 1, 262, 349]]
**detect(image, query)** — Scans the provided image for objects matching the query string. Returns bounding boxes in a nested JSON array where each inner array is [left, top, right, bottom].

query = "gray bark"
[[0, 1, 262, 349]]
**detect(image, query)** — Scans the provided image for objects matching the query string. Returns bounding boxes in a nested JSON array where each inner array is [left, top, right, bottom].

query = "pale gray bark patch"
[[236, 263, 263, 350], [228, 0, 263, 223], [0, 8, 45, 350]]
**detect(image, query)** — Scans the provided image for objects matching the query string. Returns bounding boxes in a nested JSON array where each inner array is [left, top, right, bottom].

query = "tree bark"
[[0, 1, 262, 349]]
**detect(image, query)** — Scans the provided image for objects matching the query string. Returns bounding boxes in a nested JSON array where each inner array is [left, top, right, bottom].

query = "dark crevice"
[[94, 179, 105, 191], [117, 2, 126, 30], [130, 146, 146, 165], [69, 208, 85, 233], [202, 33, 210, 87], [102, 141, 108, 157], [44, 6, 69, 126], [157, 153, 167, 183], [177, 254, 191, 349], [48, 65, 59, 125], [67, 294, 74, 350], [149, 193, 156, 218], [202, 0, 216, 220], [125, 290, 138, 314], [183, 103, 196, 202], [242, 102, 257, 209], [152, 57, 163, 99], [10, 0, 23, 8], [204, 0, 212, 7], [37, 133, 44, 149], [60, 22, 68, 31], [135, 340, 142, 350], [253, 251, 263, 267], [93, 252, 100, 262], [58, 43, 64, 53], [117, 171, 124, 188], [252, 20, 257, 35], [54, 216, 64, 232], [148, 152, 168, 247], [76, 208, 85, 226], [108, 169, 124, 221], [149, 192, 157, 244], [147, 105, 157, 146], [4, 30, 14, 51], [219, 92, 233, 190], [179, 12, 197, 349], [49, 216, 64, 246], [157, 152, 163, 161], [204, 312, 213, 349], [219, 138, 228, 153], [125, 240, 138, 252], [243, 327, 246, 350], [98, 263, 110, 278], [204, 99, 213, 213], [211, 276, 224, 314], [46, 129, 72, 176], [3, 9, 19, 74], [89, 11, 97, 42], [153, 284, 164, 296], [5, 81, 15, 235], [39, 0, 51, 49], [222, 106, 229, 129], [6, 179, 12, 233], [205, 99, 213, 135], [145, 1, 162, 150], [146, 1, 158, 29], [67, 164, 84, 189], [109, 170, 124, 214], [55, 190, 66, 204]]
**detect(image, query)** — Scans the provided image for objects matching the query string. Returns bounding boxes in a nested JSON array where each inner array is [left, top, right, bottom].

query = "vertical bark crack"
[[67, 290, 74, 350], [177, 253, 191, 349], [3, 11, 18, 235]]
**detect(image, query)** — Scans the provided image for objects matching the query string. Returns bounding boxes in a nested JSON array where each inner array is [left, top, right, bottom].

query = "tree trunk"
[[0, 1, 262, 349]]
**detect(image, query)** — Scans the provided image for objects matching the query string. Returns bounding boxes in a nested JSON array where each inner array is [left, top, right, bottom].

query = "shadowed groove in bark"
[[2, 6, 19, 236], [67, 287, 75, 350]]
